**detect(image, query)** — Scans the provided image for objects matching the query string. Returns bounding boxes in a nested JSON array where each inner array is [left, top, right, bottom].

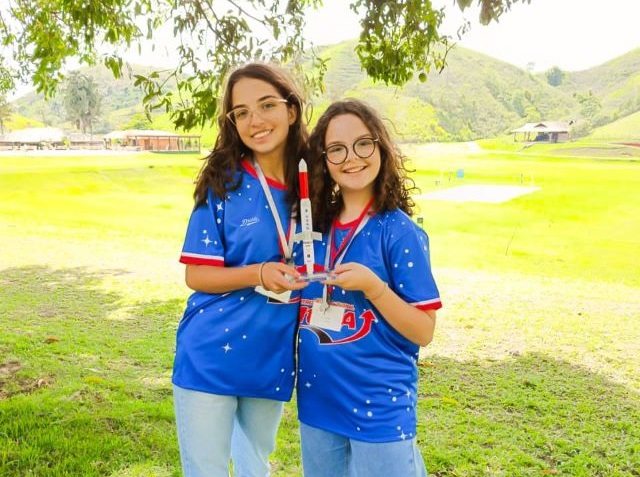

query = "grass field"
[[1, 145, 639, 476]]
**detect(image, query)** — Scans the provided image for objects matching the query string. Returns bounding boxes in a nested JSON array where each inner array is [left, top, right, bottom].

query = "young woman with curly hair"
[[297, 98, 442, 477]]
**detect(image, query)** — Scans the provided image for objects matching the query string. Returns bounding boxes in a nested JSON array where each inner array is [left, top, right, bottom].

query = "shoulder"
[[374, 209, 421, 233], [373, 209, 428, 246]]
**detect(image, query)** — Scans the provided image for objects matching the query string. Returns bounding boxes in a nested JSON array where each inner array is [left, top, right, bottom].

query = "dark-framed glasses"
[[323, 136, 379, 165], [226, 98, 288, 126]]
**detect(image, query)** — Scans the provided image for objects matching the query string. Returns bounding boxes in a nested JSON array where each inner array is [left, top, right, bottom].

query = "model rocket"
[[294, 158, 322, 276]]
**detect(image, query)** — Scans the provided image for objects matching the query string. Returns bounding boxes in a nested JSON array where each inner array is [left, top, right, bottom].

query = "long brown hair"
[[192, 63, 308, 209], [308, 99, 419, 232]]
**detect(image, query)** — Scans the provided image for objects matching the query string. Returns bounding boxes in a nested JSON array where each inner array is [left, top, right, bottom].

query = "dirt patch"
[[0, 360, 52, 399], [0, 360, 22, 399], [0, 360, 21, 377]]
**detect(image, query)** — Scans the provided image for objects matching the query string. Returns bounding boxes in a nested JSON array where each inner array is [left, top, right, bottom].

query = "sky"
[[305, 0, 640, 72]]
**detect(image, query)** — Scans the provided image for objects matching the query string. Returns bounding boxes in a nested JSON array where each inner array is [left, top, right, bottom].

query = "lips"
[[342, 165, 366, 174]]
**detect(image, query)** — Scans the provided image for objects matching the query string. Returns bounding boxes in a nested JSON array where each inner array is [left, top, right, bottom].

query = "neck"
[[255, 154, 285, 184], [339, 190, 374, 223]]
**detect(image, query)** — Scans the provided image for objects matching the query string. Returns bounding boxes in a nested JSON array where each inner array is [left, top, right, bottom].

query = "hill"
[[314, 41, 640, 141], [6, 42, 640, 143], [559, 47, 640, 123], [12, 64, 165, 133], [589, 110, 640, 141]]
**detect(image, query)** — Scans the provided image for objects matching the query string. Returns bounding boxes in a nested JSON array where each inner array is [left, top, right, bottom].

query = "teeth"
[[253, 130, 271, 139], [344, 166, 365, 173]]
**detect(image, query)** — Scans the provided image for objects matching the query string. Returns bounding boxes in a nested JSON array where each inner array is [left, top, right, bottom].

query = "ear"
[[287, 105, 297, 126]]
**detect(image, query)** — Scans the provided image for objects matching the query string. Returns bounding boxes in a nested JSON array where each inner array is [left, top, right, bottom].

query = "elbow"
[[184, 266, 198, 290], [415, 333, 434, 347], [414, 310, 436, 346]]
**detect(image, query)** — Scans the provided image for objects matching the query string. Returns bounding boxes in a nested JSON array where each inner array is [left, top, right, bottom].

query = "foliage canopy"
[[0, 0, 530, 130]]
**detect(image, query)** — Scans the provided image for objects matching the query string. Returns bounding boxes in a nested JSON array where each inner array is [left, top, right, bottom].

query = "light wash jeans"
[[173, 385, 284, 477], [299, 422, 428, 477]]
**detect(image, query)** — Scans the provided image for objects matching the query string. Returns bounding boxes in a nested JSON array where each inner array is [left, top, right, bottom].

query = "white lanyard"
[[253, 160, 296, 262]]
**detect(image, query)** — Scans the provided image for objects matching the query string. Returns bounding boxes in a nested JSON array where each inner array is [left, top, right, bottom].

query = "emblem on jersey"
[[299, 300, 375, 345]]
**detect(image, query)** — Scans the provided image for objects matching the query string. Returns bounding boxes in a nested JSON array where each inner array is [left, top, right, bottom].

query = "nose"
[[344, 145, 361, 162], [248, 110, 265, 126]]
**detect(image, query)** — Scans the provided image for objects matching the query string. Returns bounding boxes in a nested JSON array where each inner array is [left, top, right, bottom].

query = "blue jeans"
[[173, 385, 284, 477], [299, 422, 428, 477]]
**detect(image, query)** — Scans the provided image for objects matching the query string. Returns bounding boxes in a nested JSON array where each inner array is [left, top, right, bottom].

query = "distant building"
[[511, 121, 572, 143], [0, 127, 66, 149], [104, 129, 201, 152]]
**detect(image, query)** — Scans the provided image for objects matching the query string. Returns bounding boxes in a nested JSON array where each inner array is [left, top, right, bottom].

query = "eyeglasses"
[[323, 137, 379, 165], [226, 98, 289, 126]]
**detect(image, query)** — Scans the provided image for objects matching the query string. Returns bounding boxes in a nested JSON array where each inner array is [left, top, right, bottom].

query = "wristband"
[[258, 262, 268, 290]]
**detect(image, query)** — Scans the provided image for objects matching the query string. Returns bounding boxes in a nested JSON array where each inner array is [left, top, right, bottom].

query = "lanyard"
[[253, 160, 296, 262], [321, 198, 374, 305], [324, 197, 375, 270]]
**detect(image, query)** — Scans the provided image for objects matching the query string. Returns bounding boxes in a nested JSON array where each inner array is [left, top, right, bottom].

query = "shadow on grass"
[[417, 354, 640, 477], [274, 352, 640, 476], [0, 265, 184, 477]]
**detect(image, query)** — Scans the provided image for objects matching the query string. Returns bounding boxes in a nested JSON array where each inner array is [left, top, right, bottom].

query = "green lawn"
[[1, 147, 638, 476]]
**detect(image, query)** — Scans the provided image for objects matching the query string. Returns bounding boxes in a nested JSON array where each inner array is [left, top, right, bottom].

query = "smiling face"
[[324, 113, 381, 203], [230, 77, 296, 163]]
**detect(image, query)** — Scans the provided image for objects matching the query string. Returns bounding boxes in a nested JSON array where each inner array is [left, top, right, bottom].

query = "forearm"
[[185, 263, 261, 294], [365, 280, 436, 346]]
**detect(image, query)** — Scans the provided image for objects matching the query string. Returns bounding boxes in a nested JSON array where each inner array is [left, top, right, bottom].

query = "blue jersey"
[[173, 159, 299, 401], [297, 209, 441, 442]]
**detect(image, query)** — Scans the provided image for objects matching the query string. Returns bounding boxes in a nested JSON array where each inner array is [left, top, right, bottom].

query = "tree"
[[573, 90, 602, 134], [545, 66, 565, 87], [0, 0, 530, 130], [63, 72, 101, 134], [0, 94, 12, 135]]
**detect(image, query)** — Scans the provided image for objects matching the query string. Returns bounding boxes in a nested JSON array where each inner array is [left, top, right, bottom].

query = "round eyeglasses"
[[323, 137, 379, 165], [226, 98, 288, 126]]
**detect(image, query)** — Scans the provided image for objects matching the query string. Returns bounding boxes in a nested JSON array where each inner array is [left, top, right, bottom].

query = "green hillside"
[[10, 64, 217, 145], [12, 64, 158, 132], [6, 42, 640, 143], [316, 41, 579, 141], [589, 110, 640, 141], [559, 47, 640, 122]]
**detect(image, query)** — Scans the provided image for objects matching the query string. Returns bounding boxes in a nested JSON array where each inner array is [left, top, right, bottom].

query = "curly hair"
[[307, 99, 419, 232], [192, 63, 308, 209]]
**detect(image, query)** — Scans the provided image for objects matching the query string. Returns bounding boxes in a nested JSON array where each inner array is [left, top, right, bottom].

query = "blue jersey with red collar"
[[173, 159, 299, 401], [297, 209, 441, 442]]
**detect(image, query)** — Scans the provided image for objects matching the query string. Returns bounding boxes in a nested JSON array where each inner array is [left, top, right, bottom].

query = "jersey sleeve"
[[179, 188, 225, 267], [387, 225, 442, 310]]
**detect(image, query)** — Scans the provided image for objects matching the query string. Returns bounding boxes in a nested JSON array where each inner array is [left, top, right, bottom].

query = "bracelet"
[[366, 281, 387, 301], [258, 262, 268, 289]]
